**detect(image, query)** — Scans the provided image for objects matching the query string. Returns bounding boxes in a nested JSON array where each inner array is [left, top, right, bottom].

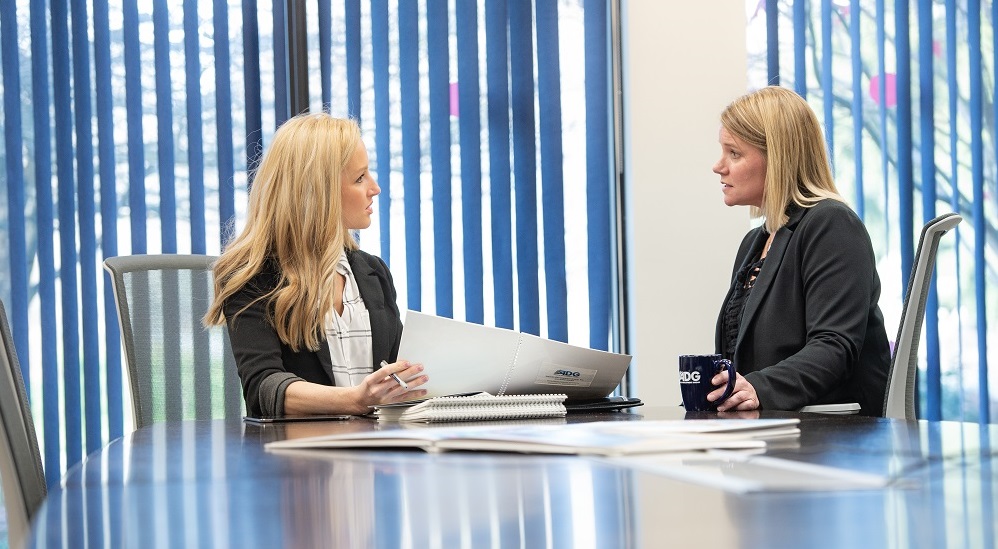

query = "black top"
[[223, 249, 403, 417], [714, 200, 891, 416], [720, 255, 765, 361]]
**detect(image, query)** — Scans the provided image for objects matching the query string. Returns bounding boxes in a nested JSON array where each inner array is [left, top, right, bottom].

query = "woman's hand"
[[708, 370, 759, 412], [348, 360, 428, 412]]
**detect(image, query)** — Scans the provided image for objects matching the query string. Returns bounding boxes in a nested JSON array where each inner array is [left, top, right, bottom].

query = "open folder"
[[398, 311, 632, 401]]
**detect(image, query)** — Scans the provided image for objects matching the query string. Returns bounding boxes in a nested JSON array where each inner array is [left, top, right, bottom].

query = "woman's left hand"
[[708, 370, 760, 411]]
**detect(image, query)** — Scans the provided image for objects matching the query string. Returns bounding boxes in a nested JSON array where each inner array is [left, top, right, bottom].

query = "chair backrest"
[[884, 213, 962, 420], [0, 299, 46, 548], [103, 254, 244, 429]]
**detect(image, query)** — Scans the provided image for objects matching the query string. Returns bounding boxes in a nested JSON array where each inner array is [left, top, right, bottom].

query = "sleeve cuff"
[[259, 372, 303, 417]]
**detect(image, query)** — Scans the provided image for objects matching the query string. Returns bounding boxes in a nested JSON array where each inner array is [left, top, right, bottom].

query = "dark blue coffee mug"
[[679, 354, 737, 412]]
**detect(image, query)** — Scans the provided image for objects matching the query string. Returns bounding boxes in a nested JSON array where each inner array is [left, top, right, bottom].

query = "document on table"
[[397, 310, 632, 401], [266, 418, 802, 457]]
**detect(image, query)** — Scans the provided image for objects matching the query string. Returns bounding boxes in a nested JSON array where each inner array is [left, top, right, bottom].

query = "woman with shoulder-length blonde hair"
[[205, 113, 427, 417], [707, 86, 890, 416]]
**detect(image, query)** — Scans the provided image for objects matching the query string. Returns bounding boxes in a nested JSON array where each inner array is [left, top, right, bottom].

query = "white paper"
[[397, 311, 518, 398]]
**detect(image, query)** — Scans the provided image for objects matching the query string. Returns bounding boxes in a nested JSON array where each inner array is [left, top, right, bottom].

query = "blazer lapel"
[[317, 339, 334, 383], [735, 206, 806, 350], [347, 250, 380, 307]]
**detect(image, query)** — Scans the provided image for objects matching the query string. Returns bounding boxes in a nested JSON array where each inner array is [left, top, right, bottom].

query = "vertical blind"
[[753, 0, 994, 423], [0, 0, 619, 483], [0, 0, 271, 484], [307, 0, 615, 349]]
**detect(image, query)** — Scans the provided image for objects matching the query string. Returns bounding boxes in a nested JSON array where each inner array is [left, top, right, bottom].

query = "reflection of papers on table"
[[610, 450, 890, 493], [266, 419, 802, 457]]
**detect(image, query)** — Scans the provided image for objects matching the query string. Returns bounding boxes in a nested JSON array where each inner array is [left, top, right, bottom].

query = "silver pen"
[[381, 360, 408, 389]]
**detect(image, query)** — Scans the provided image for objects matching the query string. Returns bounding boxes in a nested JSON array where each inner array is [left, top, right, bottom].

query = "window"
[[0, 0, 622, 481]]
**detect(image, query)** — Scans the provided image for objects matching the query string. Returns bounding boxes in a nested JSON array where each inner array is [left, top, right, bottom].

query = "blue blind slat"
[[427, 0, 453, 318], [242, 0, 263, 182], [985, 0, 996, 420], [70, 0, 102, 453], [509, 0, 540, 336], [535, 0, 567, 343], [820, 0, 833, 156], [345, 0, 361, 120], [184, 0, 206, 255], [371, 0, 392, 265], [849, 0, 864, 219], [123, 0, 148, 254], [485, 0, 514, 330], [456, 0, 483, 324], [214, 0, 236, 245], [766, 0, 779, 85], [0, 0, 30, 381], [273, 0, 288, 125], [52, 0, 83, 469], [877, 0, 889, 239], [399, 0, 422, 310], [94, 0, 123, 439], [793, 0, 806, 95], [30, 0, 61, 487], [318, 0, 332, 111], [969, 0, 990, 422], [154, 0, 177, 253], [896, 0, 914, 285], [917, 0, 941, 420], [584, 0, 610, 351]]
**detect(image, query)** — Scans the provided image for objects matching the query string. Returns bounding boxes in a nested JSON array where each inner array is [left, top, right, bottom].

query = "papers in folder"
[[398, 310, 632, 400]]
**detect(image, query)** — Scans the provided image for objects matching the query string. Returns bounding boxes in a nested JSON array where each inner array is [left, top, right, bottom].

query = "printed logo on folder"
[[534, 363, 597, 387]]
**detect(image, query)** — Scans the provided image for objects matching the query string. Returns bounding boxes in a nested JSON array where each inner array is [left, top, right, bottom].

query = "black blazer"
[[224, 250, 403, 416], [715, 199, 891, 416]]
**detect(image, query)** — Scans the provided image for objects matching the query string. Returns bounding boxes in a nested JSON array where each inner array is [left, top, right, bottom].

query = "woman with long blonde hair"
[[706, 87, 890, 416], [205, 113, 427, 417]]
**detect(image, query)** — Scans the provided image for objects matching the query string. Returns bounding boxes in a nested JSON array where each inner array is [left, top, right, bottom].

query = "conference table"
[[25, 407, 998, 548]]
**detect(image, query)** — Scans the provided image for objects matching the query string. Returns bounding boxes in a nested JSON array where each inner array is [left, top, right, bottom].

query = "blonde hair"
[[204, 113, 362, 351], [720, 86, 844, 234]]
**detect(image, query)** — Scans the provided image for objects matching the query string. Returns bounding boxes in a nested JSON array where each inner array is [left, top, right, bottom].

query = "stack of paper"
[[266, 418, 802, 457], [374, 393, 567, 423]]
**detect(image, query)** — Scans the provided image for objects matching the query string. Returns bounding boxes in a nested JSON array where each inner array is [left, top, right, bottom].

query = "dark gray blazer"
[[224, 250, 403, 417], [715, 199, 891, 416]]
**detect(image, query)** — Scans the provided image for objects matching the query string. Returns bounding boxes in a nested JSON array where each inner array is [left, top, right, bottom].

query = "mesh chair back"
[[884, 213, 962, 420], [0, 298, 46, 547], [104, 255, 243, 429]]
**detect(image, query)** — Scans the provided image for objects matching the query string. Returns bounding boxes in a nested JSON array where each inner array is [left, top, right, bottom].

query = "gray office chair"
[[882, 213, 962, 419], [801, 213, 962, 418], [104, 254, 244, 429], [0, 299, 47, 548]]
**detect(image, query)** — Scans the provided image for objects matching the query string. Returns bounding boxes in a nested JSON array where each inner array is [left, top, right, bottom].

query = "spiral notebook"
[[375, 392, 567, 423]]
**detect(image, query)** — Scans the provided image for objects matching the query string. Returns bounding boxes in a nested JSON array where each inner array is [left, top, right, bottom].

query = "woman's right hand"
[[349, 360, 428, 412]]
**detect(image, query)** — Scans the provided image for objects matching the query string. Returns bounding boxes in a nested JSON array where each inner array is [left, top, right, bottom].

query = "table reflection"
[[24, 412, 998, 549]]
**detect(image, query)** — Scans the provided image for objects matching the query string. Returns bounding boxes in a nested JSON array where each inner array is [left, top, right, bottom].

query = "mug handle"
[[714, 358, 737, 403]]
